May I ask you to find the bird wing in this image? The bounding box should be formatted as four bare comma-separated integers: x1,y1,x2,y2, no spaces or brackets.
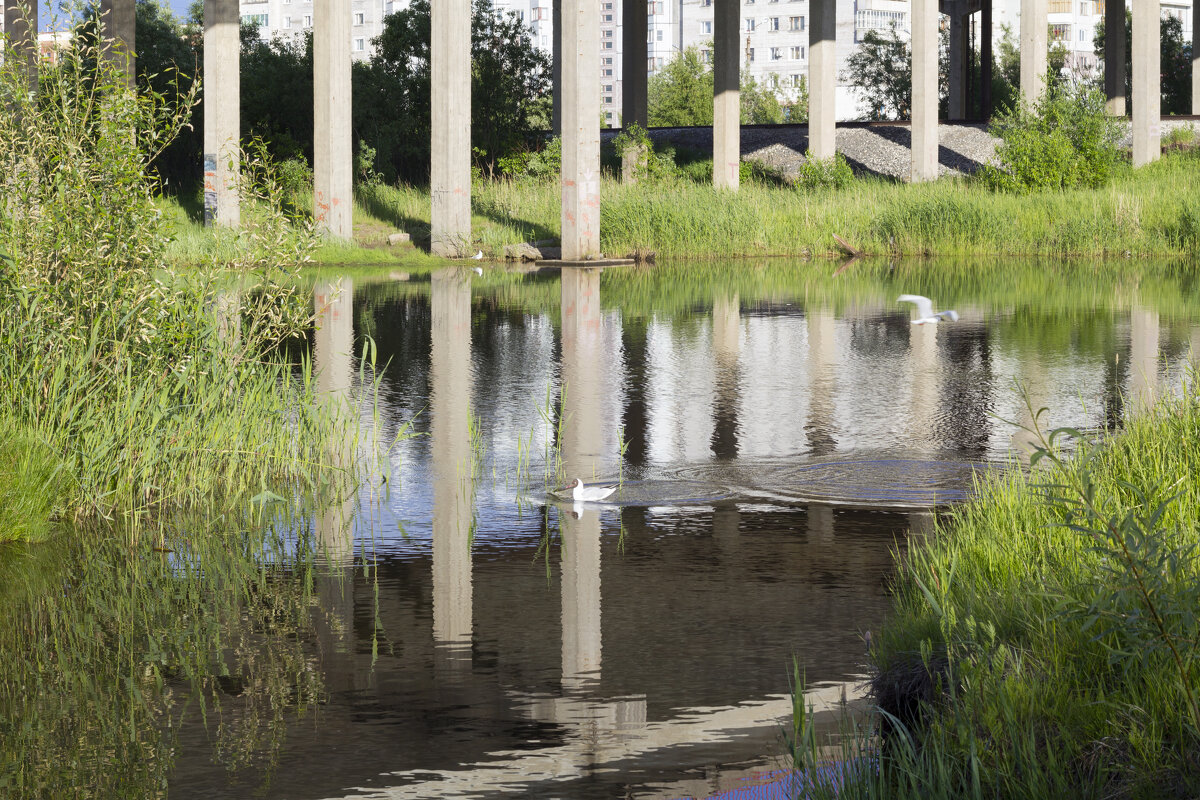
937,310,960,322
897,294,935,319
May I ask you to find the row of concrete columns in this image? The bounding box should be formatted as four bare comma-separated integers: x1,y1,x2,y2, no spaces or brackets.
9,0,1190,251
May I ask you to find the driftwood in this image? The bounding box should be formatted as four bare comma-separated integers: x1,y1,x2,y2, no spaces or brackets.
832,233,862,257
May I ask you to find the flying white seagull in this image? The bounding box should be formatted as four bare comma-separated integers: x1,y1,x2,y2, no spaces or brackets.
898,294,959,325
558,477,617,503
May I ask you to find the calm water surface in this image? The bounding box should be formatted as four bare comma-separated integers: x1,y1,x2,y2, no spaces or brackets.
5,259,1199,800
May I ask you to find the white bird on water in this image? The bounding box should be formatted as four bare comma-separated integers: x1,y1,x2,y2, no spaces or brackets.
471,250,484,260
898,294,959,325
560,477,617,503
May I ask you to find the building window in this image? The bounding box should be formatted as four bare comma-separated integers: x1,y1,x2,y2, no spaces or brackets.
768,16,780,30
649,0,664,12
701,48,712,62
603,95,613,104
303,14,312,26
789,15,802,30
604,40,613,48
603,13,612,22
855,9,906,33
1079,27,1085,40
603,84,613,92
656,29,663,40
353,11,364,24
771,46,782,59
702,0,712,5
790,45,802,58
604,57,613,64
283,14,291,26
745,17,755,30
791,73,802,86
603,29,612,37
241,13,268,26
702,20,712,33
1049,23,1070,40
354,38,365,51
603,68,613,76
748,47,755,61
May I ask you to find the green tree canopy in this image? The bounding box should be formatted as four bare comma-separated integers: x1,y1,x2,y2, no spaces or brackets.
647,47,789,126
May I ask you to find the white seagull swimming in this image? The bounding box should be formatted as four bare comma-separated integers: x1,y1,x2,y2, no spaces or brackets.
898,294,959,325
471,250,484,260
560,477,617,503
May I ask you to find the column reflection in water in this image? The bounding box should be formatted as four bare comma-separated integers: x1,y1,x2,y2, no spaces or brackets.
559,267,604,688
806,308,839,456
711,292,741,459
313,278,355,561
1009,360,1044,463
313,278,357,687
430,269,475,661
1129,306,1160,413
907,313,940,452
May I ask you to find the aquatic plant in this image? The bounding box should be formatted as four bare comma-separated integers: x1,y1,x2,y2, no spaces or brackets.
818,380,1200,798
0,26,345,533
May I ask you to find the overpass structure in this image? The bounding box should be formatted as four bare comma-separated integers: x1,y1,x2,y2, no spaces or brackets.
3,0,1196,254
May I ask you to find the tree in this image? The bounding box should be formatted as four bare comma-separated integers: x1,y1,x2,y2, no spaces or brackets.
648,46,713,126
361,0,551,181
741,69,785,123
1094,11,1193,115
842,26,912,120
133,0,200,188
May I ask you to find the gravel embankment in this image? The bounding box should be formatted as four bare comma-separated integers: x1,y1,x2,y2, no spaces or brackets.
602,119,1196,182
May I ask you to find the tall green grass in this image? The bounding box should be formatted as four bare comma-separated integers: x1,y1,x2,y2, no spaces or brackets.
0,23,351,535
797,381,1200,798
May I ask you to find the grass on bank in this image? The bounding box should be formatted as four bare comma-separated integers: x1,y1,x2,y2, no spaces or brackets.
0,36,357,539
793,380,1200,799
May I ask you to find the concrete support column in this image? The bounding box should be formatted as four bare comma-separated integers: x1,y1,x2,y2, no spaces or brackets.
809,0,836,159
948,10,969,120
1129,306,1159,412
911,0,938,182
981,0,993,118
1131,0,1161,166
713,0,740,190
3,0,38,96
313,0,353,239
1019,0,1047,103
99,0,135,88
203,0,241,228
1105,0,1127,114
552,0,563,135
561,0,601,261
561,267,604,478
1194,2,1199,113
431,0,472,256
621,0,648,128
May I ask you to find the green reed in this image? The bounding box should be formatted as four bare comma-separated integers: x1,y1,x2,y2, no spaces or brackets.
813,377,1200,798
0,31,352,537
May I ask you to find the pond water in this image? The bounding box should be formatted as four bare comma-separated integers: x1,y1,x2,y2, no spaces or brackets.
2,259,1198,800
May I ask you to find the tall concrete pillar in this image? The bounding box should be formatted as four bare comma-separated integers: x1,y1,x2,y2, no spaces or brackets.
713,0,740,190
99,0,135,88
560,504,602,689
431,0,472,256
1131,0,1161,166
809,0,836,159
561,0,601,261
1105,0,1127,115
3,0,38,96
911,0,939,182
552,0,563,135
1194,3,1199,113
1019,0,1047,103
948,10,969,120
981,0,993,118
313,0,353,239
430,269,475,656
622,0,648,128
203,0,241,228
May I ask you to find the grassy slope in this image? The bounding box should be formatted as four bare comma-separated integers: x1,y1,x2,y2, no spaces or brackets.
160,150,1200,265
866,385,1200,798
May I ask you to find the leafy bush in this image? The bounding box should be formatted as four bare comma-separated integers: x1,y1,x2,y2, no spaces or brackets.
978,83,1121,192
793,152,854,191
499,136,562,180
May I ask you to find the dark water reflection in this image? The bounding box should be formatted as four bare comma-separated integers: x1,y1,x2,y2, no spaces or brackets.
3,260,1197,800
